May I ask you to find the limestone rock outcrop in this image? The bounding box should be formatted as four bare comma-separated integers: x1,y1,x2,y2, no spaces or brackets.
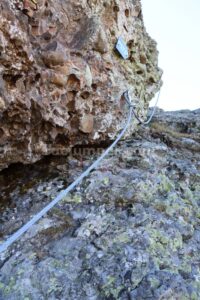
0,0,162,169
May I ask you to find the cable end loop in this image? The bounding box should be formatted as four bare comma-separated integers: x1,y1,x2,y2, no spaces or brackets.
123,90,135,108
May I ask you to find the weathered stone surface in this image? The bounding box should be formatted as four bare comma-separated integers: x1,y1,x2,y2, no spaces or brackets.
0,0,162,170
0,109,200,299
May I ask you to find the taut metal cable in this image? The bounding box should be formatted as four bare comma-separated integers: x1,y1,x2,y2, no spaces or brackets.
0,88,161,254
0,96,134,254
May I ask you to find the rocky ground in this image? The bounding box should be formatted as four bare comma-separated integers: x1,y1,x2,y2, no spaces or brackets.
0,108,200,300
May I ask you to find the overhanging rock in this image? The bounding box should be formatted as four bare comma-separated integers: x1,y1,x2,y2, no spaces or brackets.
0,0,162,170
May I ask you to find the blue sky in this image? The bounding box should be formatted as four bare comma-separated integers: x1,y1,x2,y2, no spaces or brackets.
141,0,200,110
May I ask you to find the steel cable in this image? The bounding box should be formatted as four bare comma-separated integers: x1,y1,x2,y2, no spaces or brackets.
0,100,133,254
0,88,161,254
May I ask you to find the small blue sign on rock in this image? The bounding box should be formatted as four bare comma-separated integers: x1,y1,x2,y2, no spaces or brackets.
115,37,129,60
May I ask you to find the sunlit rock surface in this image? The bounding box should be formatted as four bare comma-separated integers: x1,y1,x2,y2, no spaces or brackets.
0,0,161,170
0,109,200,299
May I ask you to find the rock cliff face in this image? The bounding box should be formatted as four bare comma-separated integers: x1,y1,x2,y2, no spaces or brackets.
0,0,161,170
0,109,200,299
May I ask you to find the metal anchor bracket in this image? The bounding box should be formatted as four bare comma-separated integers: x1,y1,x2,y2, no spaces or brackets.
115,37,129,60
